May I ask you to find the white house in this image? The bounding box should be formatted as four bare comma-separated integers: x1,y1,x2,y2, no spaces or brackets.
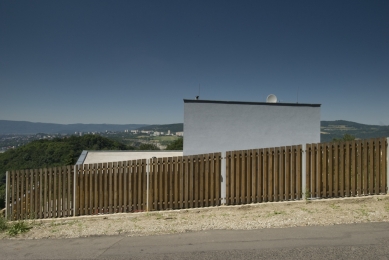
183,99,321,156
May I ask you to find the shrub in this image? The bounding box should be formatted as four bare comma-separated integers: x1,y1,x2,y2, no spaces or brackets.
0,216,8,232
8,221,31,236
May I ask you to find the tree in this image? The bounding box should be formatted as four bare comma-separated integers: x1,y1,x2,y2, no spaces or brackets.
165,138,183,150
138,143,160,150
332,134,355,142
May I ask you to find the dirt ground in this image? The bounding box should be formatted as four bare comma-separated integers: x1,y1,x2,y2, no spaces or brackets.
1,195,389,240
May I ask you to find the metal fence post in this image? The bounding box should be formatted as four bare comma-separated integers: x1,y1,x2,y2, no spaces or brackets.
302,144,307,200
221,151,226,205
146,159,150,211
73,165,77,217
5,171,9,219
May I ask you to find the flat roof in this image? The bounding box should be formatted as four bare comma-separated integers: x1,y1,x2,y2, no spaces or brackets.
184,99,321,107
78,150,183,165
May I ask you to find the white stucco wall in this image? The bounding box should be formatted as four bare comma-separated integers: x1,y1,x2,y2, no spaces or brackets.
183,100,320,155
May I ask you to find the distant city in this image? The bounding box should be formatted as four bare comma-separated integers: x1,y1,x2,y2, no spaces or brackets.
0,129,184,152
1,119,389,152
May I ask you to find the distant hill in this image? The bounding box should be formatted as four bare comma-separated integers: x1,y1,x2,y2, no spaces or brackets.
135,121,389,142
321,120,389,142
137,123,183,133
0,120,148,134
134,121,389,142
2,120,387,143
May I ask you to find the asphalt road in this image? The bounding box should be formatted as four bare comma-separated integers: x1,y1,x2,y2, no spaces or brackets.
1,222,389,260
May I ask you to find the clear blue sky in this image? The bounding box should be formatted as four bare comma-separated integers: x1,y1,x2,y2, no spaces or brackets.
1,0,388,125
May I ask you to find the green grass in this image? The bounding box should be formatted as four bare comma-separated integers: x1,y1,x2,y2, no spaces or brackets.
154,213,164,219
0,216,8,232
355,204,369,217
265,210,286,217
7,221,32,236
300,207,315,214
329,203,340,210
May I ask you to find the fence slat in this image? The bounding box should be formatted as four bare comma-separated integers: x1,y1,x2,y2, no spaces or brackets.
345,142,351,197
204,155,209,207
351,141,357,196
247,150,251,203
251,150,257,203
89,164,94,215
333,144,339,197
174,157,179,209
10,171,14,220
113,162,118,213
356,141,362,196
235,152,240,204
185,157,190,208
257,149,264,202
179,157,184,208
319,144,324,199
307,144,312,198
368,140,374,194
291,147,296,200
284,147,289,200
241,151,246,204
268,148,274,202
216,153,221,206
6,172,10,220
262,149,268,202
374,138,381,195
29,169,34,219
16,171,20,220
230,152,235,204
209,155,214,206
362,140,368,195
225,152,230,205
280,148,285,201
312,145,317,198
296,146,302,200
188,156,194,208
339,143,344,197
128,161,134,212
380,138,386,194
328,144,333,198
57,167,61,218
142,159,147,211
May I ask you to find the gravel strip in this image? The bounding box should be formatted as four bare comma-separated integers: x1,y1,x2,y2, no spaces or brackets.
1,195,389,240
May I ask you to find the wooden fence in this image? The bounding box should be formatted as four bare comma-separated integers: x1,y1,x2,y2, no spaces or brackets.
306,138,387,198
75,160,148,216
5,138,388,220
74,153,221,215
6,166,74,220
226,145,303,205
149,153,221,211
